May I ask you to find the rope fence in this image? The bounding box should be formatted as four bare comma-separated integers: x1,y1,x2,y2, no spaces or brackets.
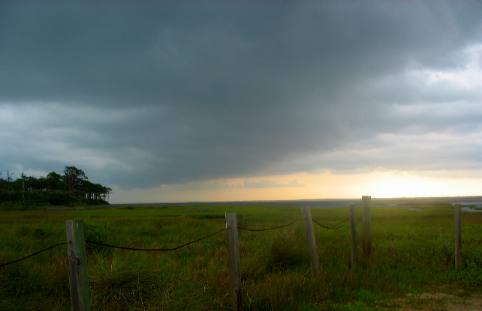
85,228,226,252
312,218,346,230
0,219,303,269
0,242,66,268
237,219,299,232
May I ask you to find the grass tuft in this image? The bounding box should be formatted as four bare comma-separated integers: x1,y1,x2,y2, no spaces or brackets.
266,232,308,272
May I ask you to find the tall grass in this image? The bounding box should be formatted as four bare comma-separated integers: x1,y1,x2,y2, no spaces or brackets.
1,203,482,310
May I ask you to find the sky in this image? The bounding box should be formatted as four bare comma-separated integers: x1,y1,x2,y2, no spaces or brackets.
1,1,482,203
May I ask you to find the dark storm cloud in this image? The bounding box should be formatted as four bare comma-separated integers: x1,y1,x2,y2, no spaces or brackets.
1,1,482,187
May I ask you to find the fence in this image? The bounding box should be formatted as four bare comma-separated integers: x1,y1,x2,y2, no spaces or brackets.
0,196,468,311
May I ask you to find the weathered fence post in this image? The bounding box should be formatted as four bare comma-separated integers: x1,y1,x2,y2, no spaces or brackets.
65,220,91,311
454,205,462,270
362,196,372,258
226,213,241,310
349,204,357,268
302,207,320,275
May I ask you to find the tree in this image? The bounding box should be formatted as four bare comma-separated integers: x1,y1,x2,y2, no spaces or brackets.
64,166,88,193
46,171,63,191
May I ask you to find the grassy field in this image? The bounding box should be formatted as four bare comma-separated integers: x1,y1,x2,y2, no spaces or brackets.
1,201,482,310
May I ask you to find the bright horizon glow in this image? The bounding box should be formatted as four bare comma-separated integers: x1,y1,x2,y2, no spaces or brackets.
110,170,482,203
367,173,481,198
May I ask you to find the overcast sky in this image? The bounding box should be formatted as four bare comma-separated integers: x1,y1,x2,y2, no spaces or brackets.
1,1,482,202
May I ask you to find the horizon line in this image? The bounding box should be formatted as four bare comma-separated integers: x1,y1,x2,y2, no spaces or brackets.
109,194,482,205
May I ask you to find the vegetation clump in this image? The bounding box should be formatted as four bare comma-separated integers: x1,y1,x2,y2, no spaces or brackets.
266,233,308,272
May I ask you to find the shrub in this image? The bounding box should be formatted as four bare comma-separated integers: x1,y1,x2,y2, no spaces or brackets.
266,232,308,272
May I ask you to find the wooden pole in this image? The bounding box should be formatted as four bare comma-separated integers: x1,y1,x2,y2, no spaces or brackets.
454,205,462,270
302,207,320,275
226,213,241,310
362,196,372,258
349,204,357,268
65,220,91,311
21,175,25,204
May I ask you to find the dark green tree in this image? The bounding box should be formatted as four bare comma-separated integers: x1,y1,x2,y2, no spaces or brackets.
64,166,88,193
46,171,63,191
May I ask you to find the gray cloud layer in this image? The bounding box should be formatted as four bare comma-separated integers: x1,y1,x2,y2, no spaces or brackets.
1,1,482,187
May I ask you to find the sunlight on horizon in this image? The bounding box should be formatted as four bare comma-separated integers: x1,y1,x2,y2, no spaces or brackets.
366,173,481,198
110,170,482,203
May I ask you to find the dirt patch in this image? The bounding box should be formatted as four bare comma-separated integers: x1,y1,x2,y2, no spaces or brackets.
393,292,482,310
407,207,423,212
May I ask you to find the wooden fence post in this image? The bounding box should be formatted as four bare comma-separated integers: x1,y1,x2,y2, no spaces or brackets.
65,220,91,311
302,207,320,275
362,196,372,258
454,205,462,270
349,204,357,268
226,213,241,310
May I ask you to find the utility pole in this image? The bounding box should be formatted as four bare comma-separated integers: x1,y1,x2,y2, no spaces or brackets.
22,172,25,204
6,170,12,191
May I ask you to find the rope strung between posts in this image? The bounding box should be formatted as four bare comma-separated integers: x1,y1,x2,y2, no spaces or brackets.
0,217,342,267
0,242,67,268
237,219,299,232
312,218,345,230
86,228,225,252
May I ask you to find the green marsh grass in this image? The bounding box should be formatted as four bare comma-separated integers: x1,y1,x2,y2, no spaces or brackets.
1,203,482,310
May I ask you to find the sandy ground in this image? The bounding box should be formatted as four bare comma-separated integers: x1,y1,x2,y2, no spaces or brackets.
393,292,482,310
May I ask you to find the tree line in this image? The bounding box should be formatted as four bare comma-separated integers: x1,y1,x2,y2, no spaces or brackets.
0,166,111,206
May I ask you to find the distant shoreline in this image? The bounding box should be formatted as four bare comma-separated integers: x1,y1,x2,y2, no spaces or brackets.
110,195,482,207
